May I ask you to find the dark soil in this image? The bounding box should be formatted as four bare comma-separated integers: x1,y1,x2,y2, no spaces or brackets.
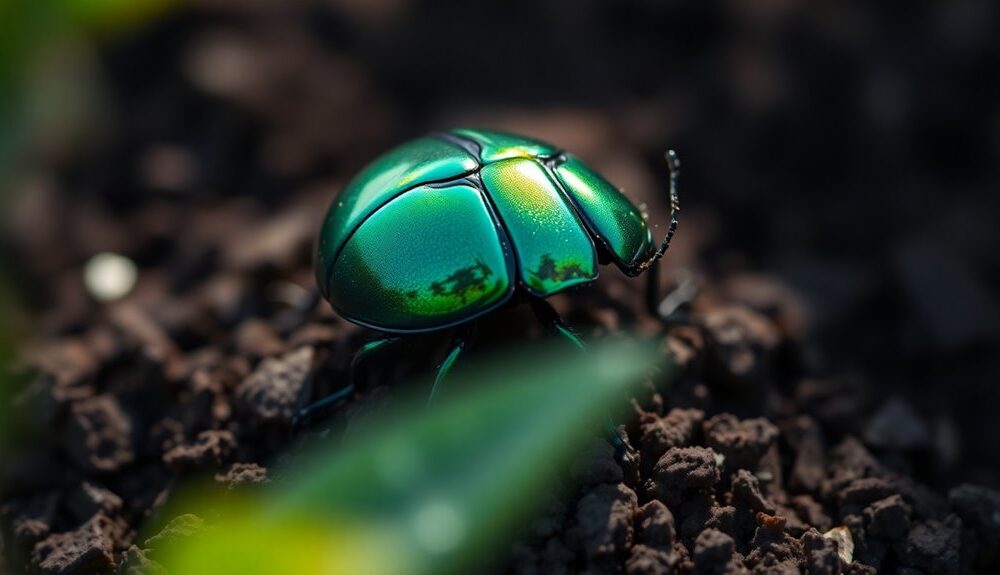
3,2,1000,574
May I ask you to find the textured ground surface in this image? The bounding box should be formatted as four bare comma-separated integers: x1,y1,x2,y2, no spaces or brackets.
3,183,999,573
3,2,1000,574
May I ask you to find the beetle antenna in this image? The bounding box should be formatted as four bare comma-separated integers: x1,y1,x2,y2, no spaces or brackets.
637,150,680,272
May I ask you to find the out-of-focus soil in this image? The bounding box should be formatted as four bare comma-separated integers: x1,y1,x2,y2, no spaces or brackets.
3,2,1000,574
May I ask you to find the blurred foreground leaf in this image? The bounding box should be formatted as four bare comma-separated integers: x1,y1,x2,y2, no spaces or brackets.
160,339,662,575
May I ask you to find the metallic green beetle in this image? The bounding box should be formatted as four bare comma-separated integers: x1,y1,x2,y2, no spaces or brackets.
303,128,679,419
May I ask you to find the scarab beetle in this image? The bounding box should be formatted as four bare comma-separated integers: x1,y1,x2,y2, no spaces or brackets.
303,128,679,419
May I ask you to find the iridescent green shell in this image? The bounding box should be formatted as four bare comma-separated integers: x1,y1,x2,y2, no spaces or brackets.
316,129,655,333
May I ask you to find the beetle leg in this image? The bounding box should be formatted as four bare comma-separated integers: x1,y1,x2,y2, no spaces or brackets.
647,266,702,326
292,336,401,432
529,298,585,349
427,324,475,406
529,298,637,466
645,258,661,318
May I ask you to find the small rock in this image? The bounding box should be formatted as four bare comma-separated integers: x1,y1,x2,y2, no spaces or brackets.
639,408,705,465
838,477,896,518
214,462,270,489
948,483,1000,568
705,505,737,538
676,494,717,542
746,513,801,570
626,544,679,575
646,447,721,507
731,470,775,515
823,437,882,497
802,528,843,575
692,528,744,575
789,495,832,533
786,416,826,493
163,430,235,471
823,526,855,566
864,494,911,540
143,514,205,552
895,515,962,575
568,483,638,569
843,514,884,570
64,395,134,473
703,414,779,476
32,513,126,575
893,475,949,519
636,500,675,549
845,562,876,575
236,346,314,424
774,503,811,538
756,512,787,533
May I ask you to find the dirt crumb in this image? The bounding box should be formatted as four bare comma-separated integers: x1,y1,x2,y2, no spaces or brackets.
823,526,854,566
646,447,720,507
568,483,638,570
895,515,963,575
64,395,134,473
692,528,744,575
214,462,270,488
31,513,127,575
703,414,778,476
236,346,314,424
636,500,675,549
948,483,1000,569
626,543,680,575
162,430,235,471
639,408,705,465
801,528,843,575
864,494,911,540
142,514,204,553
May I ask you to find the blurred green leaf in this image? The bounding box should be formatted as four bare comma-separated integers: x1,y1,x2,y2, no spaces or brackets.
160,338,663,575
0,0,183,195
64,0,185,34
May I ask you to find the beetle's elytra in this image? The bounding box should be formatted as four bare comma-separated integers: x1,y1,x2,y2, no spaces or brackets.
317,128,674,334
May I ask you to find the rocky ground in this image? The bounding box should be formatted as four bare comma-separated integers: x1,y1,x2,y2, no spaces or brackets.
3,2,1000,574
3,179,998,573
